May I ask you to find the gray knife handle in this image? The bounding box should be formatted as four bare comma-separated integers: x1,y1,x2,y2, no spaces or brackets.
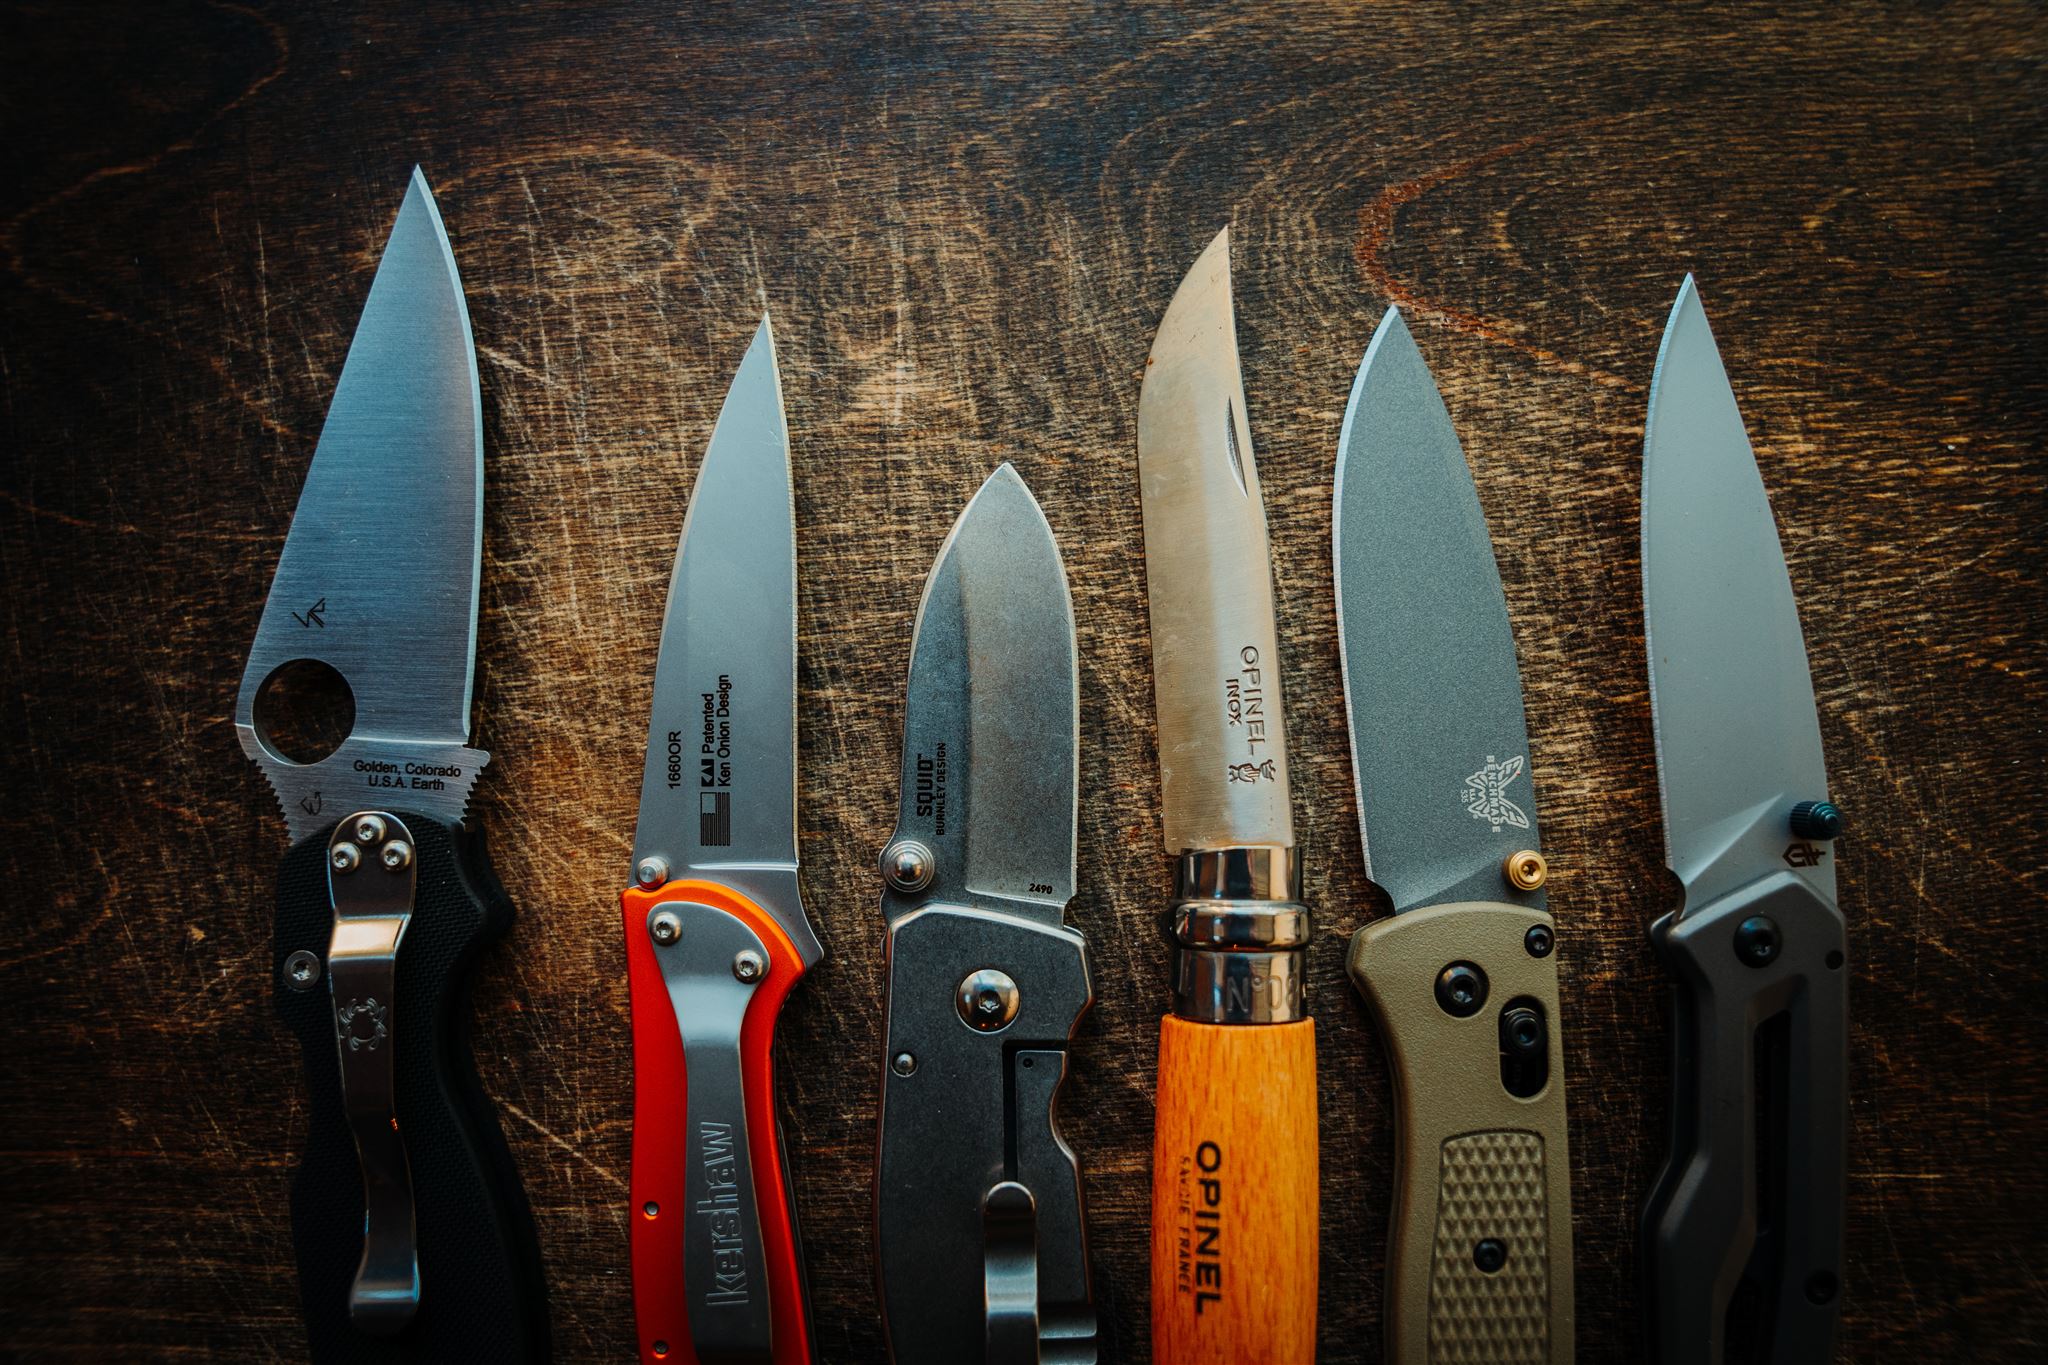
1642,869,1847,1365
875,904,1097,1365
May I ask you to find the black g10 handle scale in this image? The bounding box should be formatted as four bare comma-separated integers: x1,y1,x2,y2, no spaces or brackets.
272,808,550,1363
1641,869,1847,1365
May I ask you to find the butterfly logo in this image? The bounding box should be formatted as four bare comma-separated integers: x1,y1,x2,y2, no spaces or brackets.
1462,755,1530,832
1227,760,1277,784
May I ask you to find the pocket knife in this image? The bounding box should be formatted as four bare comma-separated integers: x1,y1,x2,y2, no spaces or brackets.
1639,278,1847,1364
873,464,1098,1365
1137,229,1318,1365
1334,309,1575,1363
233,169,551,1362
620,317,823,1365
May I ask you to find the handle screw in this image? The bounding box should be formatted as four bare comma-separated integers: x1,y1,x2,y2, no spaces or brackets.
956,968,1021,1032
1524,923,1555,958
732,950,766,983
882,840,935,894
352,815,388,846
1790,800,1843,841
891,1052,917,1077
330,842,361,874
650,910,682,946
380,840,413,871
283,950,321,991
1502,849,1548,892
1734,915,1782,967
635,856,670,890
1434,961,1488,1018
1473,1238,1508,1273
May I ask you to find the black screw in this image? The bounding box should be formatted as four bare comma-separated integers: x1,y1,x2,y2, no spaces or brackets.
1524,923,1554,958
1473,1239,1507,1273
1500,1005,1545,1058
1805,1270,1838,1305
1790,800,1843,841
1733,915,1782,968
1434,962,1488,1018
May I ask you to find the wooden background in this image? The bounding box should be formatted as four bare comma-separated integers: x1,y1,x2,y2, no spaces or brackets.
3,2,2042,1360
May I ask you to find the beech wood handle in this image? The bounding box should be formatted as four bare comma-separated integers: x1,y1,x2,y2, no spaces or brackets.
1151,1015,1318,1365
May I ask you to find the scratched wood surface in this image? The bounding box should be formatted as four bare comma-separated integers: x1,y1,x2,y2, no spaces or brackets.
2,2,2043,1360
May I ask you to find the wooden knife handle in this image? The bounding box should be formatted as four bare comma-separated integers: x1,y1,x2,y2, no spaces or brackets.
1151,1015,1318,1365
1348,902,1574,1365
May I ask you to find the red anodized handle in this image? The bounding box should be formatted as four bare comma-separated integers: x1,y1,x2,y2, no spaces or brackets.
622,879,812,1364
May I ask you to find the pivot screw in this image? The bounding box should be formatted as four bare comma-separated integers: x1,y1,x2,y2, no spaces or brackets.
957,968,1021,1032
1790,800,1843,841
1434,962,1488,1018
891,1052,917,1077
650,911,682,946
635,856,670,890
380,840,413,872
1502,849,1548,893
732,950,766,983
330,843,361,874
1524,923,1555,958
882,840,935,894
1734,915,1782,968
284,950,321,991
1473,1239,1508,1273
353,815,388,846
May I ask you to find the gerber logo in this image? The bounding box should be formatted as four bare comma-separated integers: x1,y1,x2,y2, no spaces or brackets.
1784,841,1827,869
1462,755,1531,831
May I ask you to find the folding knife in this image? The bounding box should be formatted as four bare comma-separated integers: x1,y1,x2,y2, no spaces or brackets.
873,464,1097,1365
1639,278,1847,1365
233,169,550,1362
1335,309,1576,1363
1137,229,1318,1365
620,317,823,1365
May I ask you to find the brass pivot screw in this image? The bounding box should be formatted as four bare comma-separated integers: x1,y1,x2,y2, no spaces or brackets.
1502,849,1548,893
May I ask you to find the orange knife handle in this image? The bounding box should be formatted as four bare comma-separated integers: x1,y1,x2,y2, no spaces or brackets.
623,880,812,1365
1151,1014,1319,1365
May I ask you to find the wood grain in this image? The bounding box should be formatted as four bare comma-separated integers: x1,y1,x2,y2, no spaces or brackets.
1152,1016,1319,1365
1,2,2043,1360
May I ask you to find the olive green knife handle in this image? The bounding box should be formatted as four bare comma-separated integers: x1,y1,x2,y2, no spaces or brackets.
1348,902,1574,1365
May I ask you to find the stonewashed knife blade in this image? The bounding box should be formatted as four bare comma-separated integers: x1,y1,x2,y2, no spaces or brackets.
1138,228,1317,1365
872,464,1096,1365
233,168,549,1362
1335,308,1575,1364
619,316,821,1365
1639,277,1848,1365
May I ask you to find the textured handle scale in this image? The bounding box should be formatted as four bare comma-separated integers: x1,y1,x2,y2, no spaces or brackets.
622,880,813,1365
1641,871,1847,1365
1348,902,1574,1365
273,814,550,1363
1150,1015,1318,1365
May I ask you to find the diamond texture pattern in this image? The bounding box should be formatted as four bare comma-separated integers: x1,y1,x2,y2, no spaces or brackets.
1427,1130,1551,1363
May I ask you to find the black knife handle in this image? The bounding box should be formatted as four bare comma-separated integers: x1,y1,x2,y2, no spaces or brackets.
1641,870,1847,1365
273,813,551,1363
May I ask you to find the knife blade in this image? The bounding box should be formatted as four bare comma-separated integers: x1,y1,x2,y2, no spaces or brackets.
1639,277,1847,1365
620,315,821,1365
1138,228,1317,1365
1335,307,1575,1364
233,168,550,1362
873,463,1097,1365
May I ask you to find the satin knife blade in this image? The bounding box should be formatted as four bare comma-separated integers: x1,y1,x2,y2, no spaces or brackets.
1335,308,1575,1363
1138,228,1317,1365
873,463,1097,1365
233,168,550,1362
621,316,822,1365
1639,278,1847,1365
